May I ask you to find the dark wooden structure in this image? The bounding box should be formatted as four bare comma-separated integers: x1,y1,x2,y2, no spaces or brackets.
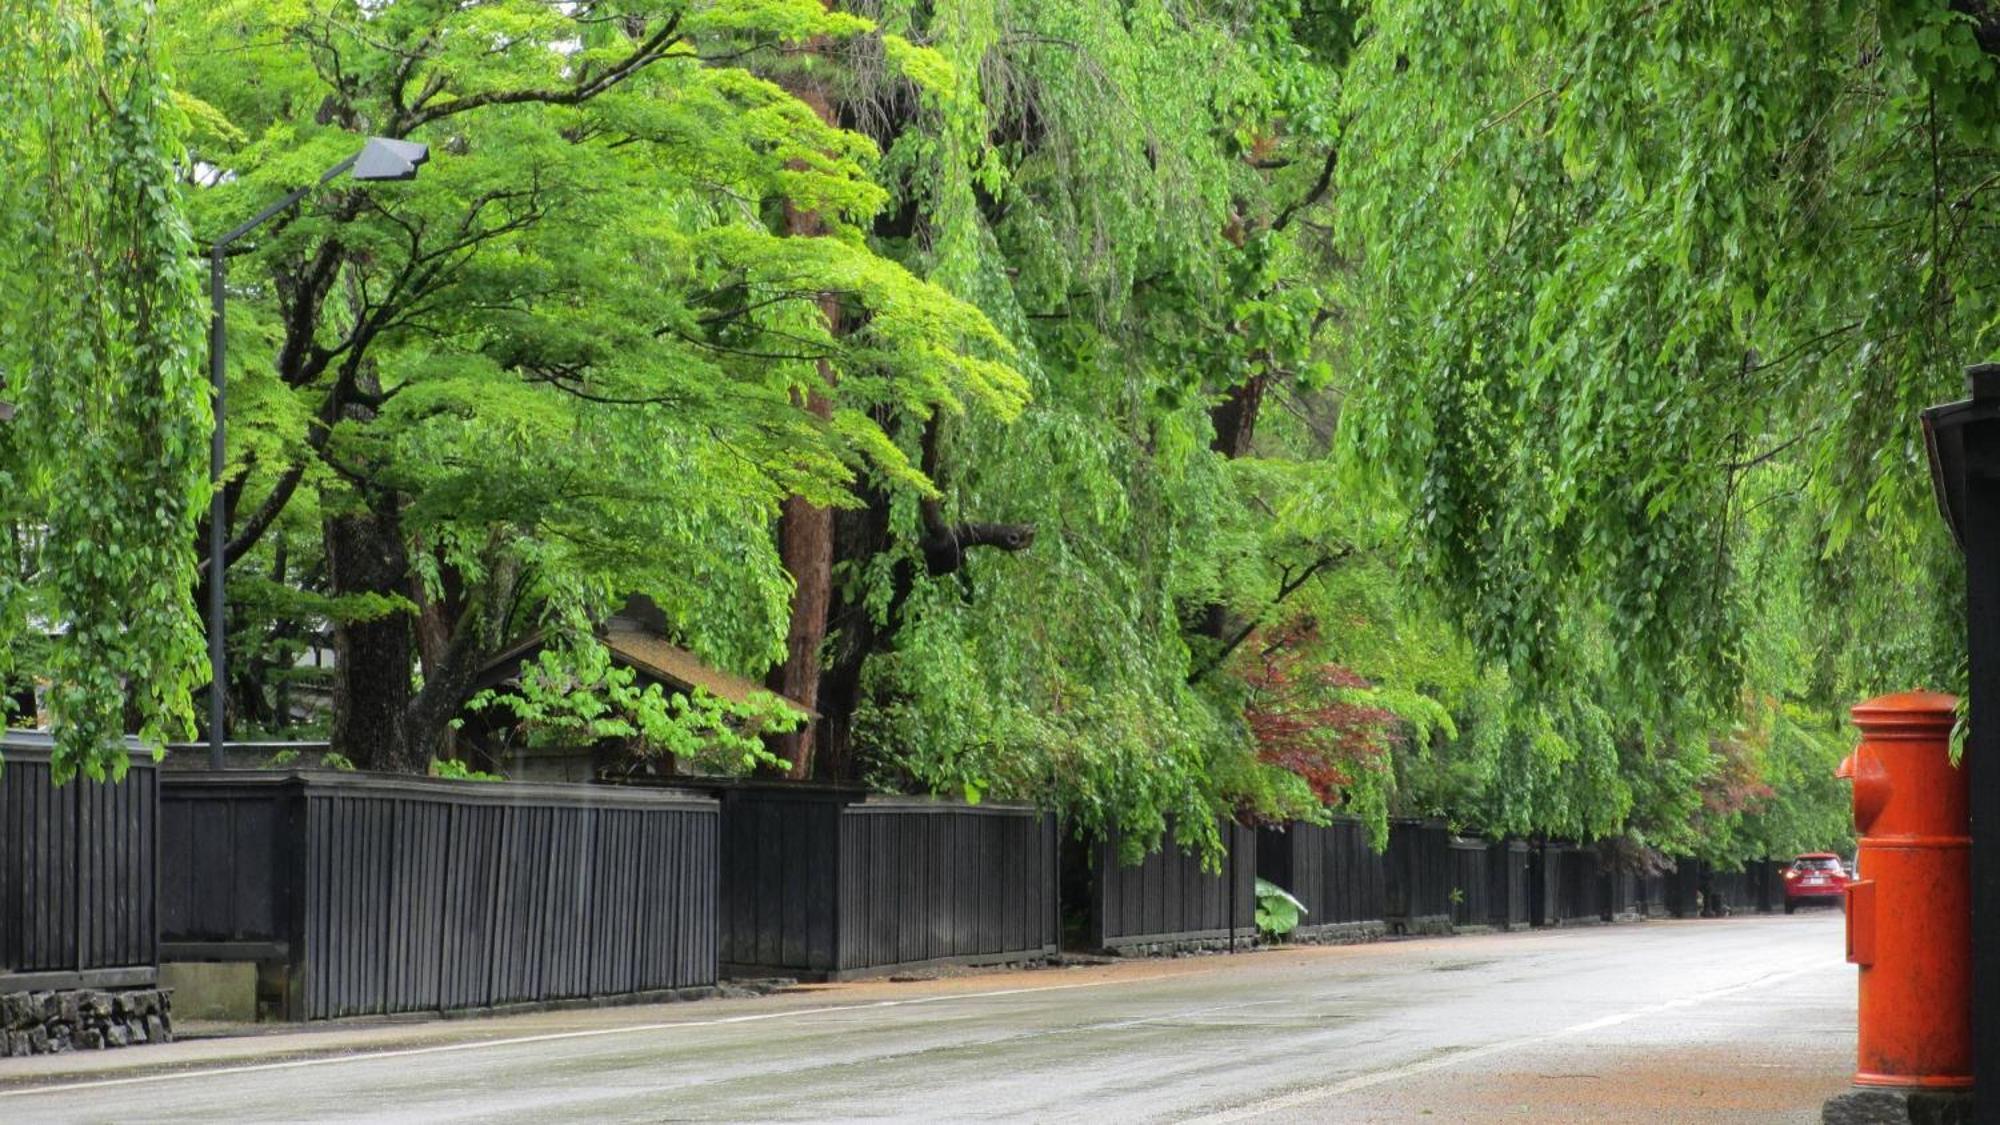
1385,819,1453,933
1920,362,2000,1105
714,785,1057,979
1255,817,1386,940
1703,860,1782,916
1448,836,1490,929
1661,860,1703,918
1085,818,1256,952
0,733,158,991
1486,839,1532,929
160,770,717,1019
1601,867,1642,922
1635,872,1668,918
1528,843,1604,925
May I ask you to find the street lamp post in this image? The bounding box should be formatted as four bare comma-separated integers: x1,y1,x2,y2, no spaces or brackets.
206,137,428,771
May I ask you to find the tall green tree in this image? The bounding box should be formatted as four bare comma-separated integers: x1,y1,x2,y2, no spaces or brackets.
168,0,1024,771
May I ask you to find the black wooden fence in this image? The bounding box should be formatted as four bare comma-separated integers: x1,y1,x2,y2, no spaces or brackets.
1661,861,1702,918
1701,859,1784,915
1634,873,1666,918
1086,818,1255,952
0,734,158,991
161,771,717,1019
1529,843,1601,925
1448,837,1490,929
1602,868,1642,922
714,786,1057,979
1256,817,1386,940
1486,840,1532,929
1385,820,1453,933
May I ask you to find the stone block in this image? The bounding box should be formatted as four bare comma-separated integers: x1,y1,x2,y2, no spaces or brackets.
0,992,35,1029
144,1013,166,1043
102,1024,129,1048
78,1028,103,1050
161,962,258,1023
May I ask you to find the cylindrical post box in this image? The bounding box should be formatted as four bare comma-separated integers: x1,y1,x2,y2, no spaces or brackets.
1838,690,1971,1088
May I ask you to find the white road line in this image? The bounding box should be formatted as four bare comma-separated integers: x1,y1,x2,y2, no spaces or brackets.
0,972,1180,1100
1178,957,1846,1123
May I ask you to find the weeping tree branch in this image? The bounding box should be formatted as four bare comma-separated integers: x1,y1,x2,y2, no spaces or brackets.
916,415,1035,576
1189,545,1355,683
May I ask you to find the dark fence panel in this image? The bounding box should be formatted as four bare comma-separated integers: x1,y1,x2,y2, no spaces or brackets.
1090,818,1254,951
1601,869,1640,922
837,799,1058,976
1256,817,1385,938
1385,819,1452,932
1529,843,1560,926
0,736,157,990
1662,860,1702,918
1449,838,1490,928
1751,859,1786,912
714,786,1057,979
1703,862,1786,915
1562,847,1605,922
1633,873,1668,918
717,786,846,975
1487,841,1531,928
162,772,716,1019
1534,843,1604,924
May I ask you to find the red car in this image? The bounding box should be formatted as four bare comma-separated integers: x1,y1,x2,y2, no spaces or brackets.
1783,852,1849,913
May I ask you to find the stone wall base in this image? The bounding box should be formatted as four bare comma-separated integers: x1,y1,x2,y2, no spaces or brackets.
1103,934,1252,957
0,988,172,1055
1289,920,1390,945
1823,1087,1972,1124
1389,914,1454,936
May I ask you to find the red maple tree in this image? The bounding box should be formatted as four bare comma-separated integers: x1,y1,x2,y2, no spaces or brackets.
1234,618,1400,808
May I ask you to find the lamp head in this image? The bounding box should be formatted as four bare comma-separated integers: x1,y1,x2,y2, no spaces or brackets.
1922,363,2000,553
352,137,430,182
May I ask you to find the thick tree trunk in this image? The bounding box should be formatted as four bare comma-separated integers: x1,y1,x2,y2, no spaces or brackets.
1209,372,1268,460
812,418,1038,780
814,486,896,781
327,500,418,772
766,57,842,780
768,351,838,779
1191,372,1271,650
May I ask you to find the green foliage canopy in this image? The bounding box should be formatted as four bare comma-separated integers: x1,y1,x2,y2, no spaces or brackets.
0,0,209,780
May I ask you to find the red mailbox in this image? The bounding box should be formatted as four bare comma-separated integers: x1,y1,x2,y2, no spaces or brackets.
1837,690,1971,1089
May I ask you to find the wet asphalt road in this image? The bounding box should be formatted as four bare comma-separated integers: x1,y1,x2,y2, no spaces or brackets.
0,912,1853,1123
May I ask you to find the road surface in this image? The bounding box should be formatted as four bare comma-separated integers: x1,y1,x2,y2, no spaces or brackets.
0,912,1853,1123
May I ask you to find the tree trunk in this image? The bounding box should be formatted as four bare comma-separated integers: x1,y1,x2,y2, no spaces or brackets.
326,500,418,772
1210,372,1268,460
814,486,896,781
766,54,842,780
769,425,835,778
1192,372,1271,650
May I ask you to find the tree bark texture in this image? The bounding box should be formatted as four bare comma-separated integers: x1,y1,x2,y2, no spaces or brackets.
327,500,418,772
766,57,841,780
